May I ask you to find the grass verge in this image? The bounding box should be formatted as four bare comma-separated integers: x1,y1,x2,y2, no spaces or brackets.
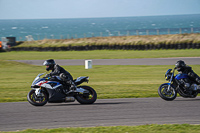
1,124,200,133
1,49,200,60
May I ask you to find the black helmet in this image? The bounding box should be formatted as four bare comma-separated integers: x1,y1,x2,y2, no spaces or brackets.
175,60,186,71
43,59,56,71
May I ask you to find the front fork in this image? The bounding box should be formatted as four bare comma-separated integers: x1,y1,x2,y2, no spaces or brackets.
167,68,175,92
167,84,172,92
35,87,42,97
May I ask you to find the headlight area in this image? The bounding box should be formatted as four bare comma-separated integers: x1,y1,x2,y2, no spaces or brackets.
165,74,172,80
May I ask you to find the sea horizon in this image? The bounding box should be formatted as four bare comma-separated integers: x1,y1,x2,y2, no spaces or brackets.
0,14,200,41
0,13,199,20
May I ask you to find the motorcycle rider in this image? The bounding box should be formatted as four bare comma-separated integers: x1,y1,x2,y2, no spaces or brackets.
43,59,75,93
175,60,200,91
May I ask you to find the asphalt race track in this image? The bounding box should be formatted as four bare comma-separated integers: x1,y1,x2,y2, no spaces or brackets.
1,57,200,131
1,97,200,131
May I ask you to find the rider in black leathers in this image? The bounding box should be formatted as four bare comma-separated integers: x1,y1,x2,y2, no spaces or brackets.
43,59,74,93
175,60,200,91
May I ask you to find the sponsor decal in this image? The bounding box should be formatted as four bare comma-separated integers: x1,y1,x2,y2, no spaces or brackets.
38,81,48,86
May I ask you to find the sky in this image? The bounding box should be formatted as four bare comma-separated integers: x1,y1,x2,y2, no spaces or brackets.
0,0,200,19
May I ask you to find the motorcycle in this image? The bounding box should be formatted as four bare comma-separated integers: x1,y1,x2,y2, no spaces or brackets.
158,67,199,101
27,73,97,106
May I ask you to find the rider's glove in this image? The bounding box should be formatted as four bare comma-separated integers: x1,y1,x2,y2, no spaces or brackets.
66,80,72,84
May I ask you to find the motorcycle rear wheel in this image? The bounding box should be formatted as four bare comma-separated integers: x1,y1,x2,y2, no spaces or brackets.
27,89,48,106
75,86,97,104
158,84,177,101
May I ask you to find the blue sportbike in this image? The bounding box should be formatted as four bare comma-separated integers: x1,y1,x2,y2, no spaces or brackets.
158,67,199,101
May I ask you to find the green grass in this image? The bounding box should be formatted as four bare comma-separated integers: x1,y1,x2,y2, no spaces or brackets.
1,124,200,133
1,49,200,60
0,49,200,102
1,60,200,102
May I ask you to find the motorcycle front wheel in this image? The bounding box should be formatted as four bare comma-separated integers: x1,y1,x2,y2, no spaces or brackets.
75,86,97,104
27,89,48,106
158,84,177,101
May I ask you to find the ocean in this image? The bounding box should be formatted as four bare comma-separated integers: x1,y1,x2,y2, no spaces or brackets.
0,14,200,41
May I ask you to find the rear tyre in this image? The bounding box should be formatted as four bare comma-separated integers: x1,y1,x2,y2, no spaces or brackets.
75,86,97,104
27,89,48,106
158,84,177,101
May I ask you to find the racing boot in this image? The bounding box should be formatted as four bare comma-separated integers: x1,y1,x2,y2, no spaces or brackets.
70,83,76,91
65,80,75,90
196,78,200,84
63,81,76,94
191,84,200,92
62,83,70,94
196,86,200,92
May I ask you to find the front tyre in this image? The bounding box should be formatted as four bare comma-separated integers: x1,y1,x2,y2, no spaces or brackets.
27,89,48,106
75,86,97,104
158,84,177,101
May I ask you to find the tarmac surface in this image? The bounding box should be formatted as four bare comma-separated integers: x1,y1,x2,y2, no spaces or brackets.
1,97,200,131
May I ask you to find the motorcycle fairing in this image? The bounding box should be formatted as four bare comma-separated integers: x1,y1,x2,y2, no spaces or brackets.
75,76,89,85
175,73,188,80
34,80,62,89
43,81,62,89
166,69,172,75
76,87,89,93
31,78,44,87
46,87,66,102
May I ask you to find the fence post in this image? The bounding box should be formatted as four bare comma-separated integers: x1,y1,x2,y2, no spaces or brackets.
146,30,149,35
51,34,54,39
127,31,130,36
179,28,182,34
100,32,102,37
60,35,63,39
168,29,170,34
157,30,159,35
136,30,139,35
118,31,120,36
91,33,94,37
191,27,193,33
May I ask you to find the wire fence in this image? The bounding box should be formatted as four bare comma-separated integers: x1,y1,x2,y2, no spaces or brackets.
15,27,200,41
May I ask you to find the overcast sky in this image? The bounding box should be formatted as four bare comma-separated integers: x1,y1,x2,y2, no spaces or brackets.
0,0,200,19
